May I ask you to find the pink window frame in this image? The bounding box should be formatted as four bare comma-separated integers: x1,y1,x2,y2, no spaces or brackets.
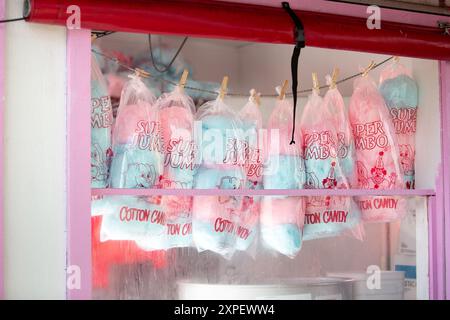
62,3,450,300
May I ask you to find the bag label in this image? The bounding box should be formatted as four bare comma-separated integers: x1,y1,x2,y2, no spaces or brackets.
358,197,398,210
353,121,389,150
133,120,164,152
91,95,113,129
389,107,417,135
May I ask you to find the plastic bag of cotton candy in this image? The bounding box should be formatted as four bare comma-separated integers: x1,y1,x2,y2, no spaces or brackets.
91,53,113,188
260,83,306,258
379,59,418,190
349,73,405,223
92,196,167,250
301,73,364,241
235,89,264,254
109,73,164,189
156,74,198,249
192,78,249,259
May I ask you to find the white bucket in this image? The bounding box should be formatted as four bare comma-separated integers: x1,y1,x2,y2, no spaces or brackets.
177,277,353,300
327,271,405,300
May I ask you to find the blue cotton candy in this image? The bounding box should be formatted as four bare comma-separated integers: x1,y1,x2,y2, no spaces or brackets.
200,115,240,165
235,228,257,252
94,196,166,249
261,224,302,258
165,214,193,248
380,73,418,189
109,144,162,188
379,74,418,109
194,167,245,189
192,220,236,258
264,155,304,191
91,80,113,188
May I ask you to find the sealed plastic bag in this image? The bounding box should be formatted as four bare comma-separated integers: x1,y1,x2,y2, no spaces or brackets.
301,77,363,240
235,90,264,252
93,196,167,250
192,91,247,258
109,74,163,188
379,59,418,189
91,54,113,188
261,87,305,258
349,74,405,222
157,83,198,249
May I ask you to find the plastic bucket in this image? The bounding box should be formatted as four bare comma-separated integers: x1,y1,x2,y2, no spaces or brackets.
177,277,353,300
328,271,405,300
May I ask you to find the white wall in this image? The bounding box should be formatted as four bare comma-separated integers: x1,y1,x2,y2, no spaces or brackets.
3,0,66,299
412,59,440,189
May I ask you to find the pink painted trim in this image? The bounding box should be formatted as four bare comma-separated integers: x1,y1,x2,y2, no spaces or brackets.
226,0,449,27
428,194,445,299
92,188,435,197
0,0,5,300
439,60,450,299
66,29,92,300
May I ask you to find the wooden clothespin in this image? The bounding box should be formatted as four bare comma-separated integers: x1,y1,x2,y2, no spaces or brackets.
135,68,150,78
91,33,97,42
312,72,320,93
362,61,376,77
250,89,261,106
178,69,189,93
278,80,289,100
393,56,400,63
219,76,229,100
330,68,339,89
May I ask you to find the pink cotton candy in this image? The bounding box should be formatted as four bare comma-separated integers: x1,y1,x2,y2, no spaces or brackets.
260,197,304,226
239,94,264,184
107,73,126,99
349,76,406,222
160,107,195,152
114,102,159,145
266,99,302,157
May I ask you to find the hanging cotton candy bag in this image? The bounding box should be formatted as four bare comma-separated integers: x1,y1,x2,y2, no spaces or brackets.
301,76,363,241
261,86,305,258
192,88,247,259
235,90,264,252
157,82,198,249
93,196,167,250
91,54,113,188
109,74,163,188
379,59,418,189
349,74,405,222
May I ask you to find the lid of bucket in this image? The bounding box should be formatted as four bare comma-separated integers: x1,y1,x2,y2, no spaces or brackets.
327,271,405,281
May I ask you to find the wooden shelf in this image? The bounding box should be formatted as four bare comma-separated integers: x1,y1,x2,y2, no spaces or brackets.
91,188,436,197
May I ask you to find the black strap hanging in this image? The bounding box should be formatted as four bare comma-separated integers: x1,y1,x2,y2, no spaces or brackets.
282,2,305,145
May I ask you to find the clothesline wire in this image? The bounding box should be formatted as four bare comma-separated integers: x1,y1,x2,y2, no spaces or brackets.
92,48,394,97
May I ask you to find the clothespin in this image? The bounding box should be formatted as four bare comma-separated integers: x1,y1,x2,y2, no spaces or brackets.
393,56,400,63
278,80,289,100
362,61,376,77
135,68,150,78
329,68,339,89
312,72,320,93
178,69,189,93
91,33,97,42
219,76,229,100
249,88,261,106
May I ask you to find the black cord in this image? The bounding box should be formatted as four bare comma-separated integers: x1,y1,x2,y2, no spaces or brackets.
0,17,27,23
148,34,188,74
92,31,116,40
